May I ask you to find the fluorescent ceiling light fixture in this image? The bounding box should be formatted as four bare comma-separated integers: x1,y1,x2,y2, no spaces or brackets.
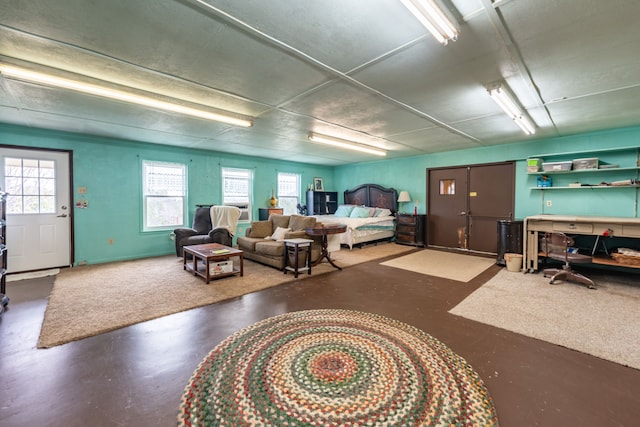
400,0,458,44
308,133,387,156
487,83,536,135
0,64,252,127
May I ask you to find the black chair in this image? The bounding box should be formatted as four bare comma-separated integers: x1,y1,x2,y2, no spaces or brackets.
542,232,596,289
173,206,236,257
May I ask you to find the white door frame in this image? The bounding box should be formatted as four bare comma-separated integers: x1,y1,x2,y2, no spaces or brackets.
0,145,73,273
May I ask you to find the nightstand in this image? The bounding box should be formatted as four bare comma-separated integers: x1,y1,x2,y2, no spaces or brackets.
395,214,426,247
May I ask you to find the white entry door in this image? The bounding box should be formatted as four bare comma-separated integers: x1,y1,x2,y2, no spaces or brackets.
1,147,72,273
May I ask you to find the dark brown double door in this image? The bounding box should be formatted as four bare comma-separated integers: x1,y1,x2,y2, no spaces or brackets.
428,162,515,254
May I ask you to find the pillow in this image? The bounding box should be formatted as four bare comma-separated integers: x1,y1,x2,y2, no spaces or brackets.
270,214,290,230
334,205,355,217
269,226,291,241
249,221,273,238
350,206,371,218
368,207,377,217
375,208,392,217
289,214,316,231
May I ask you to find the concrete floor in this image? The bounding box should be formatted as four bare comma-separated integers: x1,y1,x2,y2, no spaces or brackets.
1,253,639,426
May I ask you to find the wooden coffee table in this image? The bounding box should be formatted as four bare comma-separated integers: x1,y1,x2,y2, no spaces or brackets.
183,243,243,284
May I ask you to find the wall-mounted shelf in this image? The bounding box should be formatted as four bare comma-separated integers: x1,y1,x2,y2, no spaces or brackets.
527,145,640,159
531,184,640,190
528,166,640,176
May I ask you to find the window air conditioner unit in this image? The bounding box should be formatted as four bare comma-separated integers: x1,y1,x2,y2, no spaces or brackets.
224,203,251,222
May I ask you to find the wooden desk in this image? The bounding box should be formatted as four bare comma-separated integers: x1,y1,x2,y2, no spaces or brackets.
523,215,640,272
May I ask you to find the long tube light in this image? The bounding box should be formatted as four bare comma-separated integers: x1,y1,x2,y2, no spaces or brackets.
400,0,458,45
487,83,536,135
0,64,253,128
308,133,387,156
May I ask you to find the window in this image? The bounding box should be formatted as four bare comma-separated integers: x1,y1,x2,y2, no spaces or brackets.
277,172,300,215
222,167,252,222
142,160,186,231
3,157,56,214
439,179,456,195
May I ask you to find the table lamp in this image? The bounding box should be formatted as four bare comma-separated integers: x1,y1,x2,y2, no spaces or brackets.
397,191,411,213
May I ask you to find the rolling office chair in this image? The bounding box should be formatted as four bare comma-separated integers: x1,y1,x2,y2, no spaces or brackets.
541,232,596,289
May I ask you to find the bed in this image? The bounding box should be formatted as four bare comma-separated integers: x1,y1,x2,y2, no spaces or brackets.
312,184,398,249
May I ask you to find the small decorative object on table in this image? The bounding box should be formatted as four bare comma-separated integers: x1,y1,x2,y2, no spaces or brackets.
269,189,278,207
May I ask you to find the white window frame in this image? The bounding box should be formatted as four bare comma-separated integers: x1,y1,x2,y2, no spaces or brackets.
142,160,187,231
221,167,252,223
277,172,301,215
3,156,56,214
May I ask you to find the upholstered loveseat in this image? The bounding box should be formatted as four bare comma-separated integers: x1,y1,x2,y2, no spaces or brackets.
236,214,322,270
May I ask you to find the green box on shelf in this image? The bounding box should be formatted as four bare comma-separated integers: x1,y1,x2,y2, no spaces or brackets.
527,158,542,167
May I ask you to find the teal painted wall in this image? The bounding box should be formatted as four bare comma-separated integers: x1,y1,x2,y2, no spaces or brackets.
0,124,333,265
335,126,640,220
3,123,639,266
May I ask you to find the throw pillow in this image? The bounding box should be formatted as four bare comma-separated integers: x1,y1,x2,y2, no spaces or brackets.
334,205,355,217
250,221,273,238
270,214,290,230
289,215,316,231
269,226,291,241
375,208,392,217
350,206,371,218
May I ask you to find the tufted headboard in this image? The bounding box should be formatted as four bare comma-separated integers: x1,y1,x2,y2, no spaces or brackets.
343,184,398,215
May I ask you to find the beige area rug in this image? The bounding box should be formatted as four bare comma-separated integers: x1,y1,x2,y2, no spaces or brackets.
380,249,496,282
38,243,414,348
450,269,640,370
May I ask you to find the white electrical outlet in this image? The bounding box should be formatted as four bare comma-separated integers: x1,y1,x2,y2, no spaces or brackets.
546,200,552,207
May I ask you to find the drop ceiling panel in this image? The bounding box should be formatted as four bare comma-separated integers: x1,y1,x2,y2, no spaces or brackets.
0,0,335,107
501,0,640,101
545,87,640,136
390,127,482,153
283,80,442,138
197,0,428,73
1,1,640,165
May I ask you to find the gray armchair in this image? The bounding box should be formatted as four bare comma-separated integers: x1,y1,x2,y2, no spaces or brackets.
173,206,239,256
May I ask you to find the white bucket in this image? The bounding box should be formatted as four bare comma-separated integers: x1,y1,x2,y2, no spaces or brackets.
504,253,523,272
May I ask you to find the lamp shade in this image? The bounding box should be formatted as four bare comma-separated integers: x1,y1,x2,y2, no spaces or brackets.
397,191,411,202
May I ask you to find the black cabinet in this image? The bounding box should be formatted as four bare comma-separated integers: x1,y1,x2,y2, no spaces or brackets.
258,207,284,220
1,191,9,315
395,214,426,246
496,219,523,265
306,191,338,215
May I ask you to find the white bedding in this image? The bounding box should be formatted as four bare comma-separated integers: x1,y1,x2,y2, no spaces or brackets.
312,214,396,249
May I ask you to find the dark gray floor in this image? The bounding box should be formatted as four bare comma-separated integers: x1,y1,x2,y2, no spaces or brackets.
1,253,639,427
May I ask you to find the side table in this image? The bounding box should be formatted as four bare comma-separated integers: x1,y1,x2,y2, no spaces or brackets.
283,238,313,278
305,224,347,270
395,214,426,246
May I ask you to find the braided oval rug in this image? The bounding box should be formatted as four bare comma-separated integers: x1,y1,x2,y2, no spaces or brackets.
178,309,499,426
